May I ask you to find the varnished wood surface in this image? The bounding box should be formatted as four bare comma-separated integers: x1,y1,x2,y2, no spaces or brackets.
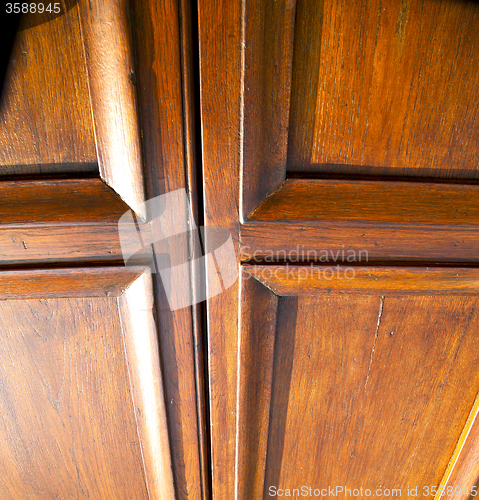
435,394,479,500
131,0,189,198
255,293,479,499
119,272,176,500
287,0,479,179
286,0,323,178
131,0,209,497
0,267,178,499
0,171,153,268
237,275,278,500
0,6,97,171
78,0,146,218
0,290,149,497
0,178,129,225
178,1,211,495
240,221,479,264
197,0,479,497
245,266,479,296
198,0,243,498
248,179,479,226
0,224,126,266
241,178,479,264
198,1,479,498
242,0,295,218
0,267,144,299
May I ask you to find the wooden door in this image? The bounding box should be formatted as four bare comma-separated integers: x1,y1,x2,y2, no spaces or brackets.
3,1,479,500
0,1,207,499
0,267,172,499
197,0,479,499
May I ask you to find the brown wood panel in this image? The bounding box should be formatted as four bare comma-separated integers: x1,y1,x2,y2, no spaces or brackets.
0,267,175,499
198,0,244,499
0,178,130,226
240,220,479,264
78,0,146,218
237,275,278,499
0,224,127,266
242,178,479,264
245,265,479,296
0,279,148,498
287,0,479,179
248,179,479,226
0,266,144,299
119,271,176,500
131,0,188,197
232,270,479,497
0,6,97,171
0,178,154,266
242,0,295,217
286,0,323,174
0,177,137,264
198,1,479,498
131,0,209,497
261,295,299,499
257,293,479,499
435,395,479,500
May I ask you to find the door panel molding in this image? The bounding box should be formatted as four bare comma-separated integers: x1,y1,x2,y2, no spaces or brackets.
0,178,146,266
198,0,243,497
242,178,479,264
119,271,176,500
436,394,479,500
244,265,479,296
0,266,144,299
0,266,174,499
130,0,209,496
78,0,146,219
241,0,295,218
237,276,278,499
238,271,479,498
247,179,479,226
240,221,479,264
0,178,129,226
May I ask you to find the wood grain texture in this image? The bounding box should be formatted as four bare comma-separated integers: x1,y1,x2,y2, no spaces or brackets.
131,0,208,497
0,291,149,498
131,0,188,198
286,0,323,173
259,294,479,498
236,274,278,500
0,267,177,499
0,267,144,299
198,0,243,498
0,178,129,225
245,265,479,296
242,178,479,264
242,0,295,218
287,0,479,179
240,220,479,264
198,0,242,235
0,6,97,171
0,177,151,265
0,224,129,266
435,394,479,500
78,0,146,218
179,0,201,227
119,272,176,500
178,3,211,494
262,296,298,499
248,179,479,226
